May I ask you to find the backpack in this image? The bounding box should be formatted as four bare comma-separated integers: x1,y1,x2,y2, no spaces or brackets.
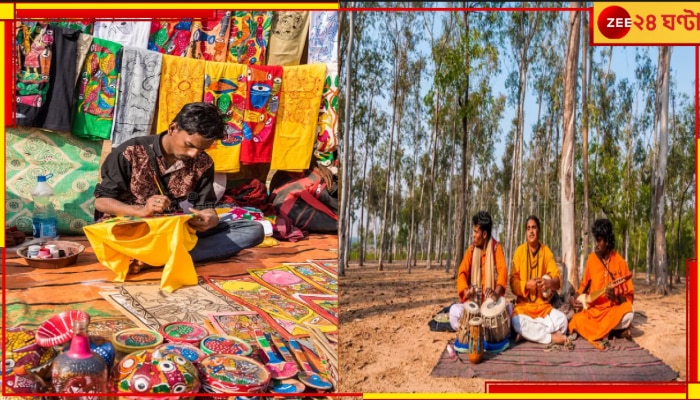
268,169,338,233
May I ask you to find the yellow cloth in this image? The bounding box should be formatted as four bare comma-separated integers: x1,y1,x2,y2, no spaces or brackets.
83,215,198,293
156,55,205,132
569,250,634,341
456,239,507,303
510,243,559,319
203,61,248,173
270,64,327,171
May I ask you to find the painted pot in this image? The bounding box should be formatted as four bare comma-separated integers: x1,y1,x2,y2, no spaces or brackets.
159,322,208,346
114,348,200,399
197,354,271,394
200,335,253,357
5,327,56,378
155,342,207,365
112,328,163,354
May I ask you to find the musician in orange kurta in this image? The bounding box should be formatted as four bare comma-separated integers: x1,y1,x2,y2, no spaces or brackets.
510,215,569,345
449,211,507,331
569,218,634,342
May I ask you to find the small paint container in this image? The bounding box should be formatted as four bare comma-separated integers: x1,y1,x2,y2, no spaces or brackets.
37,249,52,259
44,244,58,252
27,245,41,257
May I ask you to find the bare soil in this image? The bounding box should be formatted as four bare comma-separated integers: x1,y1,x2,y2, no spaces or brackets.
338,261,687,393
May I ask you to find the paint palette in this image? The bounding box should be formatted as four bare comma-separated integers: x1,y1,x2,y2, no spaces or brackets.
112,328,163,354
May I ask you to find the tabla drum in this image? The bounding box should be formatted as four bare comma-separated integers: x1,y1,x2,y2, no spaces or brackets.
480,296,511,350
467,317,484,364
541,274,553,301
456,301,481,349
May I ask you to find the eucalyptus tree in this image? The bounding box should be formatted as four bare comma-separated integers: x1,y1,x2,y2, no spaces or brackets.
339,5,355,276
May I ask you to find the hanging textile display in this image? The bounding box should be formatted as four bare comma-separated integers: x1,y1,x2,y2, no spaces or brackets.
73,33,93,86
93,21,150,49
203,61,248,173
83,215,199,293
308,11,338,64
313,62,339,164
55,19,94,35
156,54,205,132
71,37,122,140
267,11,310,66
148,19,192,57
270,63,326,171
227,11,272,65
240,64,283,164
111,47,163,146
186,12,232,62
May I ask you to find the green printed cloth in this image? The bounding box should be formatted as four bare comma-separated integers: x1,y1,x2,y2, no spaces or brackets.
6,127,102,234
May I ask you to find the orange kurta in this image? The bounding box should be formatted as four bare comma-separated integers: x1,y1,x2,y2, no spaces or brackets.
510,243,559,319
456,239,507,303
568,250,634,341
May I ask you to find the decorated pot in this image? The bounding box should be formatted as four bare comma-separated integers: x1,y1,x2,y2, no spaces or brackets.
155,342,207,365
159,322,208,346
114,348,200,399
197,354,271,394
112,328,164,354
4,370,46,398
200,335,253,357
5,327,56,378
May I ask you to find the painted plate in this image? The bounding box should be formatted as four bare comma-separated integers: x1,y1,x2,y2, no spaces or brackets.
160,321,208,345
112,328,163,354
200,334,253,356
197,354,270,393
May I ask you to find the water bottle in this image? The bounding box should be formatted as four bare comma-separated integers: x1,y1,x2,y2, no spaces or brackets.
31,174,58,239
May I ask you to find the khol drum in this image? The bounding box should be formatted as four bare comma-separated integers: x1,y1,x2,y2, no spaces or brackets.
456,301,481,351
467,317,484,364
480,296,511,351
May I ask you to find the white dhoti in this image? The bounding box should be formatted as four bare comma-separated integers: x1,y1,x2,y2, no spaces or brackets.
512,308,568,344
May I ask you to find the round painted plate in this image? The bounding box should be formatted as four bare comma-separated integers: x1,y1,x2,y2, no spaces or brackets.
198,354,270,393
156,342,207,364
35,310,90,347
112,328,163,354
160,321,208,345
200,334,253,356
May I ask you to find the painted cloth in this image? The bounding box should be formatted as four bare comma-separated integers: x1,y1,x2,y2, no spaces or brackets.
510,243,559,319
93,21,150,49
72,37,122,140
267,11,310,66
73,33,93,86
156,55,205,132
83,215,198,293
240,64,283,164
227,11,272,65
6,127,102,235
568,251,634,341
308,11,338,63
203,61,248,173
111,47,162,146
270,64,326,171
313,62,339,163
55,19,94,34
94,132,216,219
186,13,232,62
456,239,507,304
148,19,192,56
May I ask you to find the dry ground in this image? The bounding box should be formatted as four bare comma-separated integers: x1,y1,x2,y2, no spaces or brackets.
338,261,687,393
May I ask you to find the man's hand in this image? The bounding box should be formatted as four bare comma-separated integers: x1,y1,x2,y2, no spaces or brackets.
188,208,219,232
141,195,171,217
605,287,616,303
485,287,498,301
569,295,584,312
525,278,539,292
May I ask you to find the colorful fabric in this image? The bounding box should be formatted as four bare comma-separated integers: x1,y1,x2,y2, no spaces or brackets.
93,21,150,49
84,215,198,293
510,243,560,319
308,11,338,63
270,64,327,171
71,37,122,140
203,61,247,173
209,311,278,343
156,55,205,132
568,251,635,341
148,19,192,56
285,262,337,294
227,11,272,65
456,239,507,303
240,64,283,164
314,62,339,161
248,265,330,298
186,12,232,62
15,23,54,126
111,47,162,146
6,127,102,235
267,11,310,66
73,33,93,86
55,19,94,35
229,206,265,221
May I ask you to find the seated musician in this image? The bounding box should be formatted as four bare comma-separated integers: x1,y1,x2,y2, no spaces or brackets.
93,102,264,272
449,211,508,330
569,218,634,342
510,215,570,345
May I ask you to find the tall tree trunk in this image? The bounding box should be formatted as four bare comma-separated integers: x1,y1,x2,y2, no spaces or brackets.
456,6,470,275
560,4,581,293
426,93,441,269
579,6,590,278
339,7,354,276
653,46,671,296
358,146,369,266
675,181,690,283
446,120,458,273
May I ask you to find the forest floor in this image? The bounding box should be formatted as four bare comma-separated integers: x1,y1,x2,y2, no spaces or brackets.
338,261,687,393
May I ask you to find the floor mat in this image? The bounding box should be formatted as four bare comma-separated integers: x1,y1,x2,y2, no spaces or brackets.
431,337,679,381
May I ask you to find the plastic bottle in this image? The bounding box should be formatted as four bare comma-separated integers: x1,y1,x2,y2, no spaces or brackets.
31,174,58,239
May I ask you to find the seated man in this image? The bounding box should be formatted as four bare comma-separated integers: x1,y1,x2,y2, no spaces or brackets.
569,218,634,342
94,102,264,271
449,211,507,330
510,215,569,345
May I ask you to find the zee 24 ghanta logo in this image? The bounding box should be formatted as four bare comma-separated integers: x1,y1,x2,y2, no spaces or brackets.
598,4,700,40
